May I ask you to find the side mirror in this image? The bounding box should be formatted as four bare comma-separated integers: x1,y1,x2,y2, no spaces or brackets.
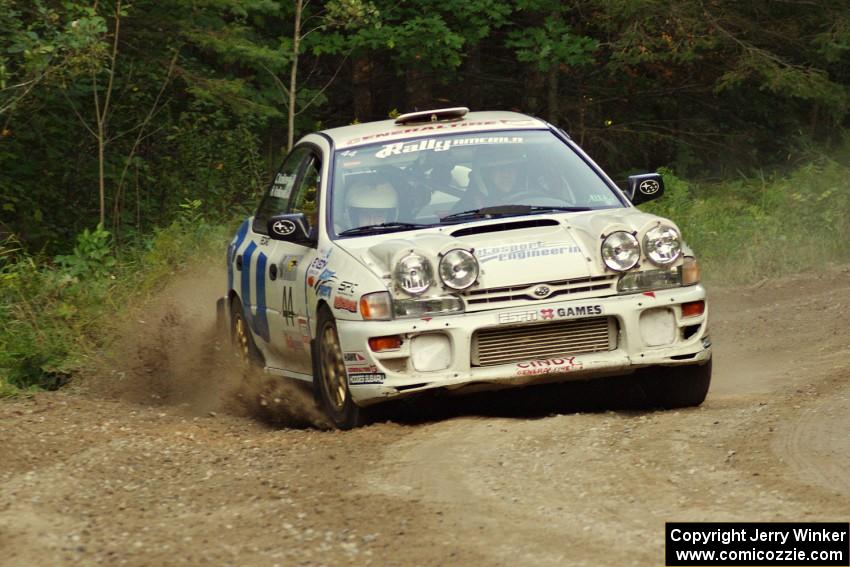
626,173,665,205
267,213,314,245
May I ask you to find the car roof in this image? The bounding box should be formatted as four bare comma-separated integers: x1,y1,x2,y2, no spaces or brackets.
320,110,551,149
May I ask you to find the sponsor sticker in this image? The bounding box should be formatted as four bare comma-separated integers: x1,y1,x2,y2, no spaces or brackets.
333,296,357,313
515,357,583,376
284,334,304,351
346,365,378,374
298,318,311,345
281,255,301,281
344,119,534,146
475,241,581,263
498,310,538,324
540,305,603,320
337,280,359,296
270,172,295,199
343,352,367,365
375,136,523,159
348,373,385,385
311,267,337,293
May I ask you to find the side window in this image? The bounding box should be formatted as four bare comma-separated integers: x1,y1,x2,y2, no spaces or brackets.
253,147,310,234
288,156,321,235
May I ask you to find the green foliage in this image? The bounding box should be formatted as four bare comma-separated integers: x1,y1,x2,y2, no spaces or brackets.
507,18,598,72
640,162,850,282
55,224,116,279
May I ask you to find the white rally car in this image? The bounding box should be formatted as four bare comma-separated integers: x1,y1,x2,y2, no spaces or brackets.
220,107,712,428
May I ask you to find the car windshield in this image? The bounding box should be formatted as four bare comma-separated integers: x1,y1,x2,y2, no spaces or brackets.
330,129,624,237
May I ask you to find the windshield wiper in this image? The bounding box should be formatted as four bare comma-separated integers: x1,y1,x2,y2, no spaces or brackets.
440,205,593,223
527,206,593,213
439,205,533,222
338,222,432,236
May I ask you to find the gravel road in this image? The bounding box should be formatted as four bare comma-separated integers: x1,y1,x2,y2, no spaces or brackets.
2,267,849,566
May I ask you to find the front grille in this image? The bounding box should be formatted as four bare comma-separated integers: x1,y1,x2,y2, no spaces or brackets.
463,275,617,308
471,316,616,366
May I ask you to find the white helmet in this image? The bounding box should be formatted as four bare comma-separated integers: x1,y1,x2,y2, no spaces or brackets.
346,179,399,225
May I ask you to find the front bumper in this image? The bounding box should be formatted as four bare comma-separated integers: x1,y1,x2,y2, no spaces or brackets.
337,285,711,405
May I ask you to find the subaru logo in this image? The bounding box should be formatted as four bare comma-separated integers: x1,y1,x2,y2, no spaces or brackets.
533,286,551,298
639,179,660,195
272,219,296,236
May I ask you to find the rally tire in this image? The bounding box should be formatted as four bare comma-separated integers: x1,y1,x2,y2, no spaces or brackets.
641,359,712,409
230,298,264,367
313,307,369,430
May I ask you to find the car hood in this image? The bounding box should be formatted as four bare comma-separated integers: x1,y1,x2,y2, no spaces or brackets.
333,208,682,294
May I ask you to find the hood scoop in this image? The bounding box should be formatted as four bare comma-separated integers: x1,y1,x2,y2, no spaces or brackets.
451,218,559,238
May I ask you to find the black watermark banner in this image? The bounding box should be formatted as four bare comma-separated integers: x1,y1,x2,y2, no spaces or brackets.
666,522,849,566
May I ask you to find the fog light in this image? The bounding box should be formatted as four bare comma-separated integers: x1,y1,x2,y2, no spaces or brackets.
681,300,705,318
369,335,402,352
411,334,451,372
640,308,676,347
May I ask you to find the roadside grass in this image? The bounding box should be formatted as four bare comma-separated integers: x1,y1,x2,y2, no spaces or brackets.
640,159,850,283
0,210,233,397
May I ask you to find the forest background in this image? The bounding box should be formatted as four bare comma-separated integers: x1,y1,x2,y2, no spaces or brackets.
2,0,850,392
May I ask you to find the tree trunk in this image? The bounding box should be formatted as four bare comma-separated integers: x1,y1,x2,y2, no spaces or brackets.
524,69,544,116
547,64,559,124
287,0,302,152
352,56,372,122
405,66,432,111
465,43,482,110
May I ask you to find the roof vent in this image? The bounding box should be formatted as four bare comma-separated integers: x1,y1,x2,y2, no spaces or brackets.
394,107,469,125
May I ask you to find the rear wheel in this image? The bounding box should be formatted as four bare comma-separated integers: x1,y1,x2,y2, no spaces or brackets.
641,359,712,408
313,308,368,429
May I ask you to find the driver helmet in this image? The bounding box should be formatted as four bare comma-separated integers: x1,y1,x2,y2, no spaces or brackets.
345,176,399,227
478,144,526,193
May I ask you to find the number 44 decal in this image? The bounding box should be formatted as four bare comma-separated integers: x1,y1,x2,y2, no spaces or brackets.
282,285,296,327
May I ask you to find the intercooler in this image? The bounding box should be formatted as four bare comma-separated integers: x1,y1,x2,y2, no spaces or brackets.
471,316,618,366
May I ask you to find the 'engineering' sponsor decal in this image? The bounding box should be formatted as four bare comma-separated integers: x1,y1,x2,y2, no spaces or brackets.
475,241,581,263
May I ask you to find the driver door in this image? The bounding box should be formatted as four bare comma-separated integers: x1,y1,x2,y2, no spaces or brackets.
263,149,323,376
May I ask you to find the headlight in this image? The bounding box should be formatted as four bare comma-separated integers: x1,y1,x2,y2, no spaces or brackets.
438,249,478,290
643,225,681,266
601,231,640,272
393,253,434,295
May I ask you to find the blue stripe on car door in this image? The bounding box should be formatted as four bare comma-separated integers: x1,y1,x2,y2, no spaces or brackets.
253,251,270,343
241,241,257,316
228,220,250,293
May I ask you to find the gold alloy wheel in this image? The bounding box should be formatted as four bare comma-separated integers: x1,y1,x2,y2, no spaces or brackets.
320,324,348,412
234,312,251,364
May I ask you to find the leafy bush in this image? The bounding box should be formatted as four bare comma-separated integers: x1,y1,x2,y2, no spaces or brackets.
641,160,850,282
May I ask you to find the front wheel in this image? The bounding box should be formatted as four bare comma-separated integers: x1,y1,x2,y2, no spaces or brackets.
313,308,369,429
641,359,712,409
